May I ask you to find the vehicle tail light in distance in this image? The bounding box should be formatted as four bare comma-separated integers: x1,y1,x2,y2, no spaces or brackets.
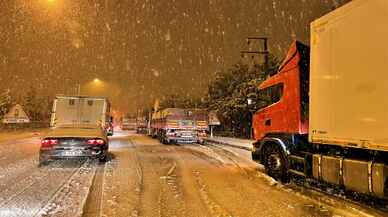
41,139,58,148
198,131,207,137
87,139,105,145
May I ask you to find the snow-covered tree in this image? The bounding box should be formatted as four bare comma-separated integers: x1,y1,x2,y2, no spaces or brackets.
0,89,11,119
207,54,279,138
22,87,52,122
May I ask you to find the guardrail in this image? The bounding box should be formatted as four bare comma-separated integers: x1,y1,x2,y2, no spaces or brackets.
0,122,50,130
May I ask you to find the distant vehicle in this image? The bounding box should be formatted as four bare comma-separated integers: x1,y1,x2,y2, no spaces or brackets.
121,117,137,130
106,120,114,136
251,0,388,199
136,116,148,134
151,108,200,144
39,95,112,165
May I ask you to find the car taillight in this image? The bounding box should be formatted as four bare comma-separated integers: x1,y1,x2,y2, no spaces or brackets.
41,139,58,148
87,139,105,145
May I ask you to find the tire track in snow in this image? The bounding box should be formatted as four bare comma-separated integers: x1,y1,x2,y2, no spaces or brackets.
36,159,97,217
0,160,88,217
192,170,231,217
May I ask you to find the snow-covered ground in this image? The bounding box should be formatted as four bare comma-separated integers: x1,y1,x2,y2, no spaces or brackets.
0,130,386,217
0,132,96,217
0,129,45,143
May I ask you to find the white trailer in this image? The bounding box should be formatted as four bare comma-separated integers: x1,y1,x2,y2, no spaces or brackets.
309,0,388,152
50,95,111,129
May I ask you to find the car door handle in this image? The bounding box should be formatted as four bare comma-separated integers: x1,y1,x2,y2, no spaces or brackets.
264,119,271,126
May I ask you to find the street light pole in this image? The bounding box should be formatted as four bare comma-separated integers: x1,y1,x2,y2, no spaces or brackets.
76,78,101,96
77,83,81,96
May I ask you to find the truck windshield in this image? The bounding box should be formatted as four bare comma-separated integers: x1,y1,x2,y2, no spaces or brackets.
257,83,283,110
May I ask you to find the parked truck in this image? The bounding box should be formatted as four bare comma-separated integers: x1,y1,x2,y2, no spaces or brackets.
251,0,388,198
151,108,199,144
192,109,209,144
121,117,137,130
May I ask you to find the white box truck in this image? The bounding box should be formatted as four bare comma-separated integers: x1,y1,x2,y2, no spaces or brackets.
251,0,388,198
50,95,112,133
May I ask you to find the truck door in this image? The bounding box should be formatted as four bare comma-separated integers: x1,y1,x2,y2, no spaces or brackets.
53,98,80,125
254,83,285,140
79,99,105,125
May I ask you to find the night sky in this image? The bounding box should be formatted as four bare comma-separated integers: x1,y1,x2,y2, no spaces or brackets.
0,0,350,113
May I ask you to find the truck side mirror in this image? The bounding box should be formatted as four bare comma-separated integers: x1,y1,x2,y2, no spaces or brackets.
247,98,255,108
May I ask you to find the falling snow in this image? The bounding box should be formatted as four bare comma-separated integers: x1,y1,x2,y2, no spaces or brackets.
0,0,350,112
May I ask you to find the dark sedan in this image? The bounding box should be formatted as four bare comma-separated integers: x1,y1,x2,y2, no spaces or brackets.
39,124,109,165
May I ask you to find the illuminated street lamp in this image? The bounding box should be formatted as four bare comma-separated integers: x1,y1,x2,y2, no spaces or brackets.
77,78,102,96
45,0,57,8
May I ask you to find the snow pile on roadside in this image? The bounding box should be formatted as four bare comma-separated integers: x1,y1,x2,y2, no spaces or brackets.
0,129,46,143
205,136,254,151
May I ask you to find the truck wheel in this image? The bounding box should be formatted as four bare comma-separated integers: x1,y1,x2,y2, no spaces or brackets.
264,145,288,182
251,151,260,161
161,136,166,144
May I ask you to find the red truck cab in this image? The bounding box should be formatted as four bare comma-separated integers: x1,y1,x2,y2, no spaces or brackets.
253,41,310,141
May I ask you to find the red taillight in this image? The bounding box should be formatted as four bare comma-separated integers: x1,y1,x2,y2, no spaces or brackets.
87,139,105,145
41,139,58,148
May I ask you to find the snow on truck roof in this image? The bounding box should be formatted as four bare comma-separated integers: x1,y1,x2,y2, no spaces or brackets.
311,0,365,27
55,95,109,101
55,123,101,129
152,108,208,119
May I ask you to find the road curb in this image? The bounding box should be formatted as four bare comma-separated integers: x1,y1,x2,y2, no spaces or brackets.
80,165,100,217
204,138,252,151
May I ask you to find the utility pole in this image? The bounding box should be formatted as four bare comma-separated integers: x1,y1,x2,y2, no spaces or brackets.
240,37,269,139
240,37,269,71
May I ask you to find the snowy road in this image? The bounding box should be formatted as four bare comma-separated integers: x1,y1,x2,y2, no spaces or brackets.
0,135,97,217
0,131,386,217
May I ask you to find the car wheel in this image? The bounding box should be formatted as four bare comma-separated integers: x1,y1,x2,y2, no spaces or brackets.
38,155,49,167
99,153,108,163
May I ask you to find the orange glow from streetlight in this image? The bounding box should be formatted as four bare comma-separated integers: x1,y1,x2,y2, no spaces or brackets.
93,78,101,83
